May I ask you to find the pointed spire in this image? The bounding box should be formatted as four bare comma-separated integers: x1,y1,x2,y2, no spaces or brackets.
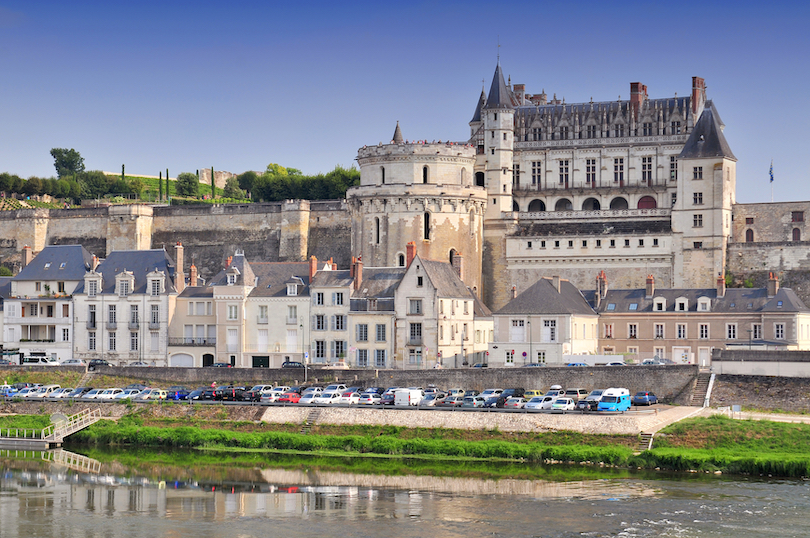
392,121,403,144
470,89,486,123
484,63,513,110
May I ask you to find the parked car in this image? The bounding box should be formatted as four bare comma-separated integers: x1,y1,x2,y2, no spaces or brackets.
471,363,488,368
136,389,165,401
313,391,342,405
83,388,104,399
216,386,245,401
564,388,589,402
461,395,487,408
187,387,208,400
358,392,381,405
248,385,282,402
480,388,504,399
129,361,150,367
0,359,12,366
278,392,302,404
16,387,39,399
51,387,74,399
436,395,464,407
521,363,546,367
362,387,386,396
207,362,232,368
339,391,361,405
394,388,424,406
67,387,93,399
446,388,465,397
281,361,305,368
98,388,124,400
566,362,589,367
88,359,111,370
61,359,86,366
524,389,544,399
605,361,626,366
576,399,596,411
299,392,320,405
525,396,555,411
551,397,575,411
380,388,399,405
632,391,658,406
167,386,190,400
324,384,347,393
418,392,446,407
503,397,527,409
116,388,142,399
597,388,631,412
22,356,60,366
501,388,526,399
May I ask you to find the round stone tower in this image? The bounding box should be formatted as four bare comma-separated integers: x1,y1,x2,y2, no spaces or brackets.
347,123,487,294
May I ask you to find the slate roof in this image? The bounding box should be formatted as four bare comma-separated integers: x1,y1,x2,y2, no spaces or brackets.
248,262,310,298
392,121,403,144
495,277,596,316
513,219,671,237
421,258,474,299
75,249,177,295
0,276,12,311
678,101,736,161
471,292,493,318
484,63,514,110
470,89,486,123
15,245,94,282
590,287,809,314
208,253,256,287
178,286,213,299
352,267,406,299
514,97,690,123
310,269,353,288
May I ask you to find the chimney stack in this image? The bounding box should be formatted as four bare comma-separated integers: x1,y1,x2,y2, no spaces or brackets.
511,285,517,299
174,242,185,293
354,256,363,291
692,76,706,115
451,251,464,282
552,275,561,293
630,82,647,120
92,255,99,270
406,241,416,268
225,255,232,268
716,273,725,298
189,264,198,287
600,270,608,298
645,274,655,298
21,245,32,268
349,256,356,278
309,255,317,284
767,271,779,298
594,272,602,309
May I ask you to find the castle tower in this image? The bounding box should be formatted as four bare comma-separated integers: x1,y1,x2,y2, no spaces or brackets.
482,63,515,220
348,124,487,293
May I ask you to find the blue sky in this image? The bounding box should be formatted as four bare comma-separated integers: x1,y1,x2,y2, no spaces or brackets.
1,0,807,203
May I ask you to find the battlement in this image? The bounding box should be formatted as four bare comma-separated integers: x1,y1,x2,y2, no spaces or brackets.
357,141,475,161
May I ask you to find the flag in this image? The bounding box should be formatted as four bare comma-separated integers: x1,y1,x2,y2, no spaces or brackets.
770,160,774,183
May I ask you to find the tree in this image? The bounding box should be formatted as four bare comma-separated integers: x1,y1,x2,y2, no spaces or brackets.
223,177,245,199
50,148,85,179
80,170,113,198
176,172,199,197
237,171,258,196
0,267,11,277
22,176,42,196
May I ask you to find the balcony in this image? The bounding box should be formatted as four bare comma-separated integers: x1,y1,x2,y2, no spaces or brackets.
257,316,268,325
129,321,140,330
149,321,160,330
86,320,97,330
408,338,423,346
107,321,117,330
168,337,216,347
286,317,298,325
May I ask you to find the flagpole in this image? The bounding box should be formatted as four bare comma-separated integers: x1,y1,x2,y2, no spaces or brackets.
770,159,774,202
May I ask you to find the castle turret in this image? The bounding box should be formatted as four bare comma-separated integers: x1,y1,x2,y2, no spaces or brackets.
482,63,515,219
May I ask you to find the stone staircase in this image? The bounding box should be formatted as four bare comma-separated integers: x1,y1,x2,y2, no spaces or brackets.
300,408,322,435
690,373,712,406
76,370,95,389
637,432,654,452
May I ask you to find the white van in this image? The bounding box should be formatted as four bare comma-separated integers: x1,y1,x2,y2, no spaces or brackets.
394,388,425,406
22,356,60,366
33,384,61,398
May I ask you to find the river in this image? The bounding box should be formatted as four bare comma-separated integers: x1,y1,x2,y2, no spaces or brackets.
1,448,809,537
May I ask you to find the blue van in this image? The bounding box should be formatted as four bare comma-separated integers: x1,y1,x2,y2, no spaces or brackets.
596,388,631,411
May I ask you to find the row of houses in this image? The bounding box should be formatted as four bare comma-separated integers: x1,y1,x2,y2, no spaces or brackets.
2,242,808,369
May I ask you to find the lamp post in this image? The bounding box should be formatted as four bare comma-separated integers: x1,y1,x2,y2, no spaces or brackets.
527,320,532,366
747,329,752,350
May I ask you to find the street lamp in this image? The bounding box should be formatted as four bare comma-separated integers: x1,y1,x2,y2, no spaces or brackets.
527,320,532,365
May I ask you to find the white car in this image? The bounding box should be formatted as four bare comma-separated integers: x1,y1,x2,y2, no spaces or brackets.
83,389,104,399
480,388,504,398
551,397,575,411
61,359,87,366
259,386,290,402
115,389,142,399
16,387,39,399
299,392,321,405
339,391,361,405
51,388,75,398
313,391,342,405
324,384,347,392
98,388,124,400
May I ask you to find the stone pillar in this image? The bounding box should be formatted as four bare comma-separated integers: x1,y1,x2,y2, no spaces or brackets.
106,205,154,254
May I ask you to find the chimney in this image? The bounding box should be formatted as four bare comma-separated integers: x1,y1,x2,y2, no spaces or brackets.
349,256,356,279
511,285,517,299
552,275,561,293
767,271,779,298
691,76,706,115
309,255,317,284
451,251,464,282
594,273,602,309
630,82,647,120
189,264,198,287
92,255,99,270
716,273,725,298
406,241,416,268
354,256,363,291
645,274,655,298
225,255,232,268
21,245,32,268
332,261,337,271
174,242,185,293
600,270,608,298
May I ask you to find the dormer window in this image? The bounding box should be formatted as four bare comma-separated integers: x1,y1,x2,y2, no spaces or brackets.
654,298,666,311
116,271,135,297
119,280,130,297
150,279,161,296
698,297,711,312
676,297,688,311
287,283,298,296
87,280,98,298
227,274,236,285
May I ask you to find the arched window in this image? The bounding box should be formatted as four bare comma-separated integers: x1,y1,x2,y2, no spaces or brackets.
528,199,546,212
460,168,467,185
449,248,457,265
582,198,600,211
513,201,520,211
609,197,629,210
423,166,428,184
555,198,573,211
381,166,385,184
423,212,430,240
398,253,405,267
374,217,380,244
745,229,754,242
793,228,801,241
475,172,485,187
470,209,475,235
637,196,657,209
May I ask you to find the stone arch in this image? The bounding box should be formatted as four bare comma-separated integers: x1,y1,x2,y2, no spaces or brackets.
513,200,520,212
793,228,801,241
746,229,754,242
170,353,194,368
423,166,429,184
397,253,406,267
475,172,485,187
637,196,657,209
609,197,628,210
423,212,431,240
460,167,467,185
381,166,385,184
202,353,215,367
582,197,600,211
555,198,573,211
528,199,546,212
449,248,457,265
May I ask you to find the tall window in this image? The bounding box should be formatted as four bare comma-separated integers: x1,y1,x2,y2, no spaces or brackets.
409,299,422,315
315,340,326,359
374,217,380,244
130,305,139,325
670,156,678,181
314,314,325,330
699,324,709,339
558,160,569,184
628,324,637,338
357,324,368,342
586,125,597,138
422,166,428,184
775,323,785,339
130,331,139,351
108,305,116,324
642,157,652,182
559,126,569,140
150,279,160,296
752,324,762,339
87,280,98,297
542,320,556,342
150,304,159,325
109,332,116,351
333,315,346,331
671,121,681,134
423,213,431,240
693,214,703,228
510,319,525,342
613,158,624,182
227,305,237,320
376,324,386,342
693,166,703,180
375,349,386,368
677,324,687,339
512,164,520,187
531,127,541,140
88,305,96,328
333,292,344,306
409,323,422,344
314,292,324,305
642,122,653,136
119,280,130,297
531,161,542,185
586,159,596,184
88,332,96,351
357,349,368,367
693,192,703,205
151,331,159,352
613,124,624,137
654,324,664,339
793,228,802,241
726,324,737,339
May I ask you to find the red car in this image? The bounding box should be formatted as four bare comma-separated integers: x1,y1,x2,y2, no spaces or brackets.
277,392,301,404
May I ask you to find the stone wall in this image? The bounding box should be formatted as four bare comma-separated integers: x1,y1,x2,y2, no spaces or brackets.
711,349,810,377
710,374,810,413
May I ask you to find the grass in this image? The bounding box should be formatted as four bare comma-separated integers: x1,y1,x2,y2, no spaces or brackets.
1,370,83,387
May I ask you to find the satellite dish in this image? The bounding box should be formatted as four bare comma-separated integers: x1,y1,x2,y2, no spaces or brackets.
50,413,68,425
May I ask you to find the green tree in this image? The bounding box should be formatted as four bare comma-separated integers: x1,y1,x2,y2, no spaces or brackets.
129,177,144,198
223,177,245,199
0,266,11,277
22,176,42,196
80,171,113,198
50,148,85,178
175,172,199,197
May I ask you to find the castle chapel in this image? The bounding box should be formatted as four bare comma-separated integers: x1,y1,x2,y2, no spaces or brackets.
349,63,738,311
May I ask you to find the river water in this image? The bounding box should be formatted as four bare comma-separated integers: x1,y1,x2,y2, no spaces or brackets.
2,449,809,538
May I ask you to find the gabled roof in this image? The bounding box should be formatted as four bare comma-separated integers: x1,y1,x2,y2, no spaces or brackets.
420,258,472,299
248,262,310,298
678,101,736,161
484,63,514,110
310,269,353,288
495,277,596,316
351,267,406,299
76,249,177,295
591,286,809,314
15,245,94,282
208,253,256,287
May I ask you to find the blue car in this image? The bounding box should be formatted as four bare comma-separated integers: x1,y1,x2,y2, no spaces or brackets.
632,391,658,406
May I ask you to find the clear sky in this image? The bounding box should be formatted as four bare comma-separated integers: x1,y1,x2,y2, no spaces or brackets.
1,0,806,203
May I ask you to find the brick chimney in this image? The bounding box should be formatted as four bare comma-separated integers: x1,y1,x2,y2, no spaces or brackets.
354,256,363,291
21,245,32,268
511,285,517,299
406,241,416,268
225,255,232,268
692,76,706,115
716,273,725,298
767,271,779,298
174,242,185,293
645,274,655,298
451,251,464,282
349,256,356,278
630,82,647,120
309,255,317,284
91,255,99,270
189,264,198,287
